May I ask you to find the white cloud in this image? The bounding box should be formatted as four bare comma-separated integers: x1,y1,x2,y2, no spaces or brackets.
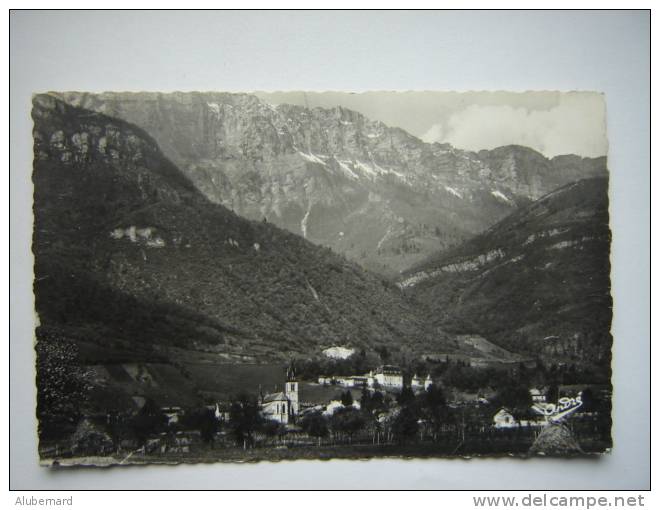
421,93,608,158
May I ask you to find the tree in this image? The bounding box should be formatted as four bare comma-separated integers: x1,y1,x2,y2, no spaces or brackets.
419,384,449,441
360,388,385,414
396,386,416,408
130,398,168,447
341,390,354,407
516,362,532,386
493,383,532,417
35,327,90,440
330,407,365,444
375,346,390,363
301,411,329,446
183,407,219,446
260,419,286,444
360,389,387,444
546,383,560,404
392,405,419,444
229,393,262,449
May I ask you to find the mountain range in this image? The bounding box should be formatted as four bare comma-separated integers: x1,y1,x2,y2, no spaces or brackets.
32,91,612,380
32,94,456,365
51,92,608,277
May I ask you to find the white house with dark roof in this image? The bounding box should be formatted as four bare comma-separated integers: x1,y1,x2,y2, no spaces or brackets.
371,365,404,389
493,408,518,428
530,388,547,403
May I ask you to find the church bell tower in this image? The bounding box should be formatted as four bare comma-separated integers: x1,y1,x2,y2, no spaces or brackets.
285,362,299,416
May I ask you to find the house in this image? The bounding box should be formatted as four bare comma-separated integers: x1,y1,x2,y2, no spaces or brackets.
333,375,369,388
530,388,546,403
214,403,231,423
322,399,361,416
370,365,404,389
260,363,299,425
336,376,354,387
493,408,518,429
161,406,183,425
350,376,368,388
494,407,545,428
411,374,433,392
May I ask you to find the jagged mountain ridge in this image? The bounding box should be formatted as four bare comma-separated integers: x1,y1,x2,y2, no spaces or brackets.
400,177,612,371
32,94,460,363
52,91,608,277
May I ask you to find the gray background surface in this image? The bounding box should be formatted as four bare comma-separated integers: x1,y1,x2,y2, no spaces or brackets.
9,10,650,489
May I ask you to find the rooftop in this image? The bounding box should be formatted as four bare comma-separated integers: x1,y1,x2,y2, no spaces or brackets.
263,392,288,404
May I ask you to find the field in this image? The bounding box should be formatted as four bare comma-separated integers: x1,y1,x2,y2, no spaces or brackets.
183,362,286,401
88,362,200,408
87,351,380,409
183,362,369,404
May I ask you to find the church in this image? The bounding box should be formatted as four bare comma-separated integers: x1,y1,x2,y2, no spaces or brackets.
260,363,299,425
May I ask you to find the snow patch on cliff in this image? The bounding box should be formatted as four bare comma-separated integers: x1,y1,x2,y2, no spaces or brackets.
305,278,319,301
354,160,379,178
336,159,359,180
301,206,311,238
353,160,407,183
298,151,327,165
445,186,463,199
491,190,513,205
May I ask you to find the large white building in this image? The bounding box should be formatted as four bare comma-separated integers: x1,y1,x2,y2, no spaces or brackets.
369,365,404,389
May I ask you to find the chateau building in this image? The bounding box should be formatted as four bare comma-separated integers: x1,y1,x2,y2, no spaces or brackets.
370,365,404,389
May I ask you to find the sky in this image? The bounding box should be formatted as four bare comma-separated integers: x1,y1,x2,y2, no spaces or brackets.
254,91,608,159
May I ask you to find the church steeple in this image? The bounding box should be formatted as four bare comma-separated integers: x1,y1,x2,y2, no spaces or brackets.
284,361,299,416
286,361,296,382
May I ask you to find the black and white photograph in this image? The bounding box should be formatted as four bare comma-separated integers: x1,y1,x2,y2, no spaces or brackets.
9,8,650,493
31,89,613,465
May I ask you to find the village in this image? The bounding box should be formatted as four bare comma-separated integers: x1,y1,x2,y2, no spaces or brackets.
43,357,612,464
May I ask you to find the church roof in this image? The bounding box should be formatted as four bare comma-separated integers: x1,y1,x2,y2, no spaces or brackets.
263,392,288,403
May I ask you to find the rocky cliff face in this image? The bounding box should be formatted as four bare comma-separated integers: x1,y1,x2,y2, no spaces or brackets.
53,92,608,276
